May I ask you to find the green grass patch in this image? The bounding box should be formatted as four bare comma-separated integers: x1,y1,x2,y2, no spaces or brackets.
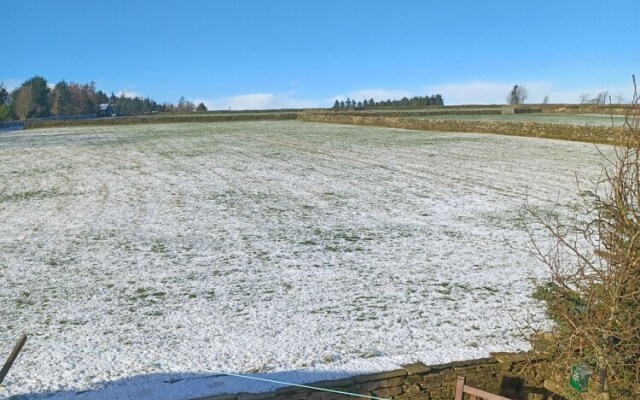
0,189,62,203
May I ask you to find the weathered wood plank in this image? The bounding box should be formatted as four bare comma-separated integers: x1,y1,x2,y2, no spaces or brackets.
0,335,27,386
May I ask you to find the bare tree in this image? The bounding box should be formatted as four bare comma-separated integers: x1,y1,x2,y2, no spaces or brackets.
524,77,640,398
542,95,549,105
593,91,610,106
580,93,591,105
13,83,34,121
177,96,194,113
507,84,528,105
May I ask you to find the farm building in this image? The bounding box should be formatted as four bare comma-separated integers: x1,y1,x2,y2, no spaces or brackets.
98,103,117,117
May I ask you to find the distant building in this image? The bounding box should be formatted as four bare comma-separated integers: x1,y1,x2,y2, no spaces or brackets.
501,106,516,115
98,103,117,117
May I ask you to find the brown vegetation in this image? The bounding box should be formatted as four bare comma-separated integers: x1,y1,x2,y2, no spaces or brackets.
523,77,640,399
298,112,623,144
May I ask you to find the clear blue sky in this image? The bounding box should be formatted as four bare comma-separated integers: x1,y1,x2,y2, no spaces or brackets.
1,0,638,109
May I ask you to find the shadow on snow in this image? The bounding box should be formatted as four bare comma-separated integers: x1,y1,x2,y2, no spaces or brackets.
5,369,357,400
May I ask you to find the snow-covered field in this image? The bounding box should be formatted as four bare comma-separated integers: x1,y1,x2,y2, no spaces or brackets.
0,121,607,399
421,112,627,126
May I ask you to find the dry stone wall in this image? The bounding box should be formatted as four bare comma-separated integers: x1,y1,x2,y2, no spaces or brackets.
298,112,621,145
192,352,555,400
23,112,299,129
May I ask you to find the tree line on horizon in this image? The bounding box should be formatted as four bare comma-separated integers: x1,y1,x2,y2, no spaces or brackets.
332,94,444,110
0,76,207,121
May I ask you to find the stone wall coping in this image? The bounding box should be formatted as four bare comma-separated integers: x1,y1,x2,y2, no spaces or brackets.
401,362,431,375
490,352,530,364
353,368,408,383
430,357,497,371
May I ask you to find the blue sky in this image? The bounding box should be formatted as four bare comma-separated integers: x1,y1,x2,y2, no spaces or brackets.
1,1,638,109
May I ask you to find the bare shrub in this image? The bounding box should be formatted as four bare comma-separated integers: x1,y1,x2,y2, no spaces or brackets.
524,76,640,399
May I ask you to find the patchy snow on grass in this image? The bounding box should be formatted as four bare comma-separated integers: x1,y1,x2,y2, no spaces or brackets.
0,121,608,399
420,112,627,126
